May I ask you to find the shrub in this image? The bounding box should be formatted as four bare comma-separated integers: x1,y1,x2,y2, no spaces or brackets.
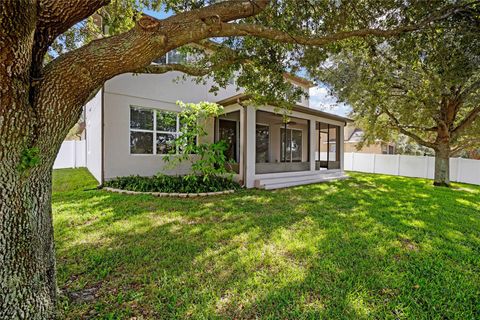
103,174,240,193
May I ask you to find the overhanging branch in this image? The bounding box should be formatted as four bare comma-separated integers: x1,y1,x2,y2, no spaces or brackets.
451,105,480,139
32,0,110,75
212,2,468,46
382,108,437,149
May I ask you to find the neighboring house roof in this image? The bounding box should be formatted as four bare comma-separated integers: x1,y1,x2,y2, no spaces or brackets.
346,128,364,142
217,93,353,124
345,127,396,146
283,73,315,88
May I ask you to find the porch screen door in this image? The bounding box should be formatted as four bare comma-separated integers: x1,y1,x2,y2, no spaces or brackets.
218,119,237,162
281,128,302,162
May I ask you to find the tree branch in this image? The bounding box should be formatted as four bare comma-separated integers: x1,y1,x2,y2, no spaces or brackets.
459,78,480,101
136,56,247,77
211,3,467,46
451,138,480,156
32,0,110,76
382,108,437,149
451,105,480,139
34,0,270,148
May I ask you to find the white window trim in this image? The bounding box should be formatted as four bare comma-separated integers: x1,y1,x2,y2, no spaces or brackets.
129,105,181,156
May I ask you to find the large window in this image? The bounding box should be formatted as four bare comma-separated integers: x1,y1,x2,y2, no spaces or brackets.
281,128,303,162
130,106,181,155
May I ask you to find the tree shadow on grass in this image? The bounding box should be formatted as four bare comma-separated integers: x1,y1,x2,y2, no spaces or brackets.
52,170,480,319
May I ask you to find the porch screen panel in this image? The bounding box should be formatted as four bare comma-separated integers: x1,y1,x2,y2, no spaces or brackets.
256,124,269,163
291,130,302,162
219,119,237,162
327,125,341,169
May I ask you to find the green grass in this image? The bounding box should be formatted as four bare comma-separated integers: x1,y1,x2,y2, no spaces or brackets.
53,168,480,319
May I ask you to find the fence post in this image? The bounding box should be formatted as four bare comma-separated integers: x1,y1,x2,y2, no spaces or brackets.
373,153,376,173
396,154,401,176
456,157,461,183
424,156,429,179
73,141,77,168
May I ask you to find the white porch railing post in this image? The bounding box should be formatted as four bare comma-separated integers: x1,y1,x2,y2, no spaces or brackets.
239,106,245,183
245,106,256,188
309,120,316,172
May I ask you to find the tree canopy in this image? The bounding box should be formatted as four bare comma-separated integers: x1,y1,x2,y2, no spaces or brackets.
45,0,473,107
315,2,480,184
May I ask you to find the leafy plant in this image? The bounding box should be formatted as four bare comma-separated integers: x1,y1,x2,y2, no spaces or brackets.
104,175,240,193
164,101,234,182
18,147,40,172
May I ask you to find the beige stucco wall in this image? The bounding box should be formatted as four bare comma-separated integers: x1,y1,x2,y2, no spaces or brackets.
344,143,383,154
85,90,103,182
344,142,395,154
102,72,240,179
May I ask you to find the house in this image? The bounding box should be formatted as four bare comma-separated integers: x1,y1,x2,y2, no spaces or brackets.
83,65,352,189
344,124,396,155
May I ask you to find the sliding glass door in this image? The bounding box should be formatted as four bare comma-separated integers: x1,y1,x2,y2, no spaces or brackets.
281,128,302,162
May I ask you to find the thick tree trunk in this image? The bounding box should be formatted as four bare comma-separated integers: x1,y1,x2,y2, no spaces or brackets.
0,161,57,319
434,144,451,187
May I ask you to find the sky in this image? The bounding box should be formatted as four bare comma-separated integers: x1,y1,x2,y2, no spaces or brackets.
143,8,172,19
309,85,352,117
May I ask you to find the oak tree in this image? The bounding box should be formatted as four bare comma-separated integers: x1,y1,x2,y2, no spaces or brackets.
0,0,472,317
315,4,480,186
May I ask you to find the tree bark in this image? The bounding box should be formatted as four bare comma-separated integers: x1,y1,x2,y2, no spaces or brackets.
433,131,451,187
434,145,450,187
0,163,57,319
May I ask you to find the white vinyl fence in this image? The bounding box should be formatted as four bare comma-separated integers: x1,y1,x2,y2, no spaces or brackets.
344,153,480,185
53,140,86,169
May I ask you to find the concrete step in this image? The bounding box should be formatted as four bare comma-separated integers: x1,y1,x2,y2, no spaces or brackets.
263,176,348,190
255,171,348,189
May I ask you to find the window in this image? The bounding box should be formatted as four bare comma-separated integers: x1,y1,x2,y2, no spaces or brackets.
381,144,388,154
152,49,188,65
130,106,181,155
388,145,395,154
281,128,303,162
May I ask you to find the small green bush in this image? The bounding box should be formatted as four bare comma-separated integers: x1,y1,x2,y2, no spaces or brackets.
103,174,241,193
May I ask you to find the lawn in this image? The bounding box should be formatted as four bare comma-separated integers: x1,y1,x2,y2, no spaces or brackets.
53,168,480,319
